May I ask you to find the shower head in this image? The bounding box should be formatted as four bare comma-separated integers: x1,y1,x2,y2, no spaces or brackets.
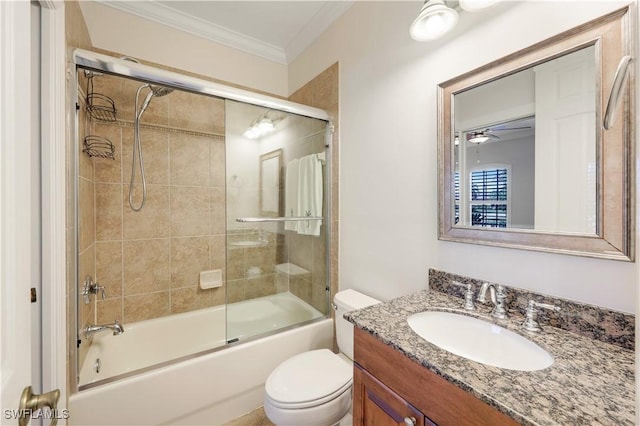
149,85,174,97
137,84,174,118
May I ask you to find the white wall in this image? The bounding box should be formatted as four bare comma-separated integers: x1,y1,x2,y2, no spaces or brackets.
78,2,289,97
289,1,638,313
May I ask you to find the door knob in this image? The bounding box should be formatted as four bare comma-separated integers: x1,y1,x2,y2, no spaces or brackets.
18,386,60,426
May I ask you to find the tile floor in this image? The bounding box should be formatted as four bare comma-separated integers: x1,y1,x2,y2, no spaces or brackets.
224,407,353,425
223,406,274,426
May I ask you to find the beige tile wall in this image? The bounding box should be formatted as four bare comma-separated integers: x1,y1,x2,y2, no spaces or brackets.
84,73,227,325
84,66,339,325
287,231,328,313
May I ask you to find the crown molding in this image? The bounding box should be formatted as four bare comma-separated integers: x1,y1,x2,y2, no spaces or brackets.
96,1,288,64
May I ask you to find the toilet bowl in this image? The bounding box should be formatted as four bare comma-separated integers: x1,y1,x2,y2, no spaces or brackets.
264,289,380,426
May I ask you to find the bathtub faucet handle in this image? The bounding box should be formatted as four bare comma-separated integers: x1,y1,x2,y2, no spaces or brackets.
81,275,106,304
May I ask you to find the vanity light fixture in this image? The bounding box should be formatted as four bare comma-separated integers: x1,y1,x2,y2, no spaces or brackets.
243,125,261,139
458,0,500,12
257,117,274,132
244,113,277,140
410,0,501,41
410,0,459,41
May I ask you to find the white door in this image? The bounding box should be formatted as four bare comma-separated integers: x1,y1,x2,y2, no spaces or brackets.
533,46,597,234
1,0,39,422
1,2,64,425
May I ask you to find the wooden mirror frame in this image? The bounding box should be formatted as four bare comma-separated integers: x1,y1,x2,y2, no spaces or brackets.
438,6,635,261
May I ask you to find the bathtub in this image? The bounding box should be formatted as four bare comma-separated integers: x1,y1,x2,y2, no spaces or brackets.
69,292,333,425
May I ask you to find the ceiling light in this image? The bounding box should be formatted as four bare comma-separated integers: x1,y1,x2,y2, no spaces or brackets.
410,0,459,41
459,0,500,12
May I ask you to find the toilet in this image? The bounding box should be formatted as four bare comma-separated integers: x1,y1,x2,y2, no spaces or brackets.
264,289,380,426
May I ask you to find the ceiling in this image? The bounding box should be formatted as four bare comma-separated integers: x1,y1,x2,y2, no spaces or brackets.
97,1,355,64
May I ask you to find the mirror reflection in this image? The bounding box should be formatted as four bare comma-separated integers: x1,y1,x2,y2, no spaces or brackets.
453,45,596,234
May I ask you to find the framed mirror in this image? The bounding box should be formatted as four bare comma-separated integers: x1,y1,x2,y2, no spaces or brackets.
438,6,634,261
259,149,282,217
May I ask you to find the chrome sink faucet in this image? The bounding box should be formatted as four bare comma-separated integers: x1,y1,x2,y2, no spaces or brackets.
477,282,507,319
83,320,124,339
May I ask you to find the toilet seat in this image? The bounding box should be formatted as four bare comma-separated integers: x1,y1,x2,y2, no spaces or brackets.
265,349,352,409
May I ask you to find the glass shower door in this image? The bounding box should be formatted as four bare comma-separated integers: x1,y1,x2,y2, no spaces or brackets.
224,99,330,343
75,67,230,386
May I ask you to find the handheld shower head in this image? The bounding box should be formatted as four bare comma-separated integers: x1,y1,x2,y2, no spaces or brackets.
138,91,155,118
137,84,174,118
150,85,174,97
130,83,175,212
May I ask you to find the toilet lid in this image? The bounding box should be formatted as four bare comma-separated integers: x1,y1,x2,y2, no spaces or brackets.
265,349,352,408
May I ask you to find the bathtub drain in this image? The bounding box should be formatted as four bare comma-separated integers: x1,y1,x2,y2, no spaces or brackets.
94,358,101,374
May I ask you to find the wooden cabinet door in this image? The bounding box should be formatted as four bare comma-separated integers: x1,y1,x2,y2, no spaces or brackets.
353,364,435,426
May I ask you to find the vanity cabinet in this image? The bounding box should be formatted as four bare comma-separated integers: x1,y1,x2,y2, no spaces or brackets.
353,328,520,426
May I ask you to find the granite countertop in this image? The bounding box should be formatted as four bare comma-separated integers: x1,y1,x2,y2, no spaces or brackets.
346,289,635,426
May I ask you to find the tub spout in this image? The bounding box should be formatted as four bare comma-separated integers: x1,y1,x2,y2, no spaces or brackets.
83,320,125,338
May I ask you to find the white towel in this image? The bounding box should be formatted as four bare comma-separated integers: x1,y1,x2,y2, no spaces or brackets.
284,159,300,231
297,154,323,236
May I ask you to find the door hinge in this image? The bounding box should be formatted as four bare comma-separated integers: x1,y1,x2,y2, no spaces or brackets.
30,288,37,303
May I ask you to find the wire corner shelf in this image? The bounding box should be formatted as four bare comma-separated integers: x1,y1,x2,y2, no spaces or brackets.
83,135,115,160
85,71,117,122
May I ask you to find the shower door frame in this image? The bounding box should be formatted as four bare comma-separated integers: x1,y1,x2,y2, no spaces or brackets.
70,49,333,393
73,49,329,120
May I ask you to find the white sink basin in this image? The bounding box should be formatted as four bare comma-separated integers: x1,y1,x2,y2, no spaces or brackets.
407,311,553,371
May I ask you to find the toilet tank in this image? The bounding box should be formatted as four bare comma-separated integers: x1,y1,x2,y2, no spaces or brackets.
334,289,380,360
